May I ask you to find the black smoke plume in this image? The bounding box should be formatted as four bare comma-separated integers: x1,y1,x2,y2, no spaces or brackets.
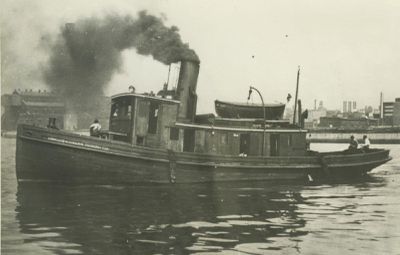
43,11,199,109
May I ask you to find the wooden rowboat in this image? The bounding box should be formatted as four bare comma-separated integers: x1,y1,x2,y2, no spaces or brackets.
215,100,285,119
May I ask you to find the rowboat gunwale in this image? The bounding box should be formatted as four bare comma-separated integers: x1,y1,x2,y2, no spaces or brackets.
215,100,285,108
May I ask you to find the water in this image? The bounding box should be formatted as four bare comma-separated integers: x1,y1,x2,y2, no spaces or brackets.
2,137,400,254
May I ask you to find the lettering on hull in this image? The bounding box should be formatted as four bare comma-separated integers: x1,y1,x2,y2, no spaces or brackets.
47,137,110,151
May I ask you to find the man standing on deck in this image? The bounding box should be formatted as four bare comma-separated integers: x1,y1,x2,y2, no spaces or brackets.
89,119,101,137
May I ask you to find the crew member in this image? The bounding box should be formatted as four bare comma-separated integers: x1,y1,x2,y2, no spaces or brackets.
362,135,370,150
90,119,101,137
306,133,311,150
348,135,358,152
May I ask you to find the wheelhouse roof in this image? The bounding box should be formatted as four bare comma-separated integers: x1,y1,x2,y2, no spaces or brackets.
174,122,307,133
111,92,180,104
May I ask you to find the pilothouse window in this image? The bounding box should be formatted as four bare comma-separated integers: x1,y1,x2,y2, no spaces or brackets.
111,99,132,119
170,128,179,140
148,102,159,134
109,97,134,143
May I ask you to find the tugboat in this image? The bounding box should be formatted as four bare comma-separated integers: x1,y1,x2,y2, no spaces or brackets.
16,60,392,184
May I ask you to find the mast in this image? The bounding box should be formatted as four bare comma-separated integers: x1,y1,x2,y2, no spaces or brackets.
293,66,300,125
166,64,171,87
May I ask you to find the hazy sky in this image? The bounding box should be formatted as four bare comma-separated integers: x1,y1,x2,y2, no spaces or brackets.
2,0,399,113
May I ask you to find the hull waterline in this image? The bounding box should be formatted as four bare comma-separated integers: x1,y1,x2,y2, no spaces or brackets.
16,125,391,184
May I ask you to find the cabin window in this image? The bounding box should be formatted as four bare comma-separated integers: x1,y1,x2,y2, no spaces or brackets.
221,134,227,144
138,102,148,117
288,134,292,146
111,103,119,117
183,129,195,152
148,102,159,134
239,134,250,155
270,134,280,156
136,136,144,145
111,100,132,120
109,97,134,142
170,128,179,140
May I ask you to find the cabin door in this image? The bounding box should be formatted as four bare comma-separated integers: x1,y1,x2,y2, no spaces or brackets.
270,134,280,156
183,129,195,152
239,134,250,155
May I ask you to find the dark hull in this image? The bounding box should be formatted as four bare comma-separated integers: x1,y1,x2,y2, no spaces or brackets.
215,100,285,119
16,125,392,184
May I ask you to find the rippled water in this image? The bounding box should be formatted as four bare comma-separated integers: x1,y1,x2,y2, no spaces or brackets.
2,138,400,254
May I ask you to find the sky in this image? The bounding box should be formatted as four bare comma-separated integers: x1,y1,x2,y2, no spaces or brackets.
1,0,400,114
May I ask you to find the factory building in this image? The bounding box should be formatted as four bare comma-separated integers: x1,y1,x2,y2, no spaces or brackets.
382,98,400,126
1,89,109,131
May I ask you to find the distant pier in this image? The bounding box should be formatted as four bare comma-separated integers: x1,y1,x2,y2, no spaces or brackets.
309,131,400,144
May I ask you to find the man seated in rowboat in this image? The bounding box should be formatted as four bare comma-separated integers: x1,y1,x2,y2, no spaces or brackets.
348,135,359,153
362,135,371,151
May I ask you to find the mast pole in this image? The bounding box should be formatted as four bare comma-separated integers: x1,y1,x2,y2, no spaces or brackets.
293,66,300,125
166,64,171,87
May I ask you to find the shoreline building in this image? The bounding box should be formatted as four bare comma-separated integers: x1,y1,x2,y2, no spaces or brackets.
382,98,400,126
342,100,357,117
304,101,327,129
319,117,378,130
1,89,65,130
1,89,110,131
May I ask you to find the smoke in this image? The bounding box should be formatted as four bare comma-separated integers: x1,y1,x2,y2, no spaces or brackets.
43,11,199,109
1,0,50,93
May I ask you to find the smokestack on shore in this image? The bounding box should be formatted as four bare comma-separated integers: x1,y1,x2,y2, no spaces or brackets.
175,60,200,122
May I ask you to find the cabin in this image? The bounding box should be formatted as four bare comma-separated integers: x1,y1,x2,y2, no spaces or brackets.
108,93,181,151
174,123,307,156
108,93,307,156
107,60,308,157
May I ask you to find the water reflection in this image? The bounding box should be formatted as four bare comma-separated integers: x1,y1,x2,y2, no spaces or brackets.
15,172,392,255
16,181,315,254
5,138,398,254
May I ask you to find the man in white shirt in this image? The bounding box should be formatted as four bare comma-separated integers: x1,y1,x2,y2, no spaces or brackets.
89,119,101,137
362,135,370,150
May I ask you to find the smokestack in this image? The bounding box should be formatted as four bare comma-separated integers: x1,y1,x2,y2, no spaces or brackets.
298,99,302,127
175,60,200,122
314,99,317,110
